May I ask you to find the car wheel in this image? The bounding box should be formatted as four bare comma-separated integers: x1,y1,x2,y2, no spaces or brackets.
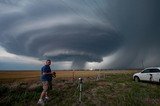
134,76,140,82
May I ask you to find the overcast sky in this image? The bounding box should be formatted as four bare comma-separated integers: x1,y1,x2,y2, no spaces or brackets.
0,0,160,70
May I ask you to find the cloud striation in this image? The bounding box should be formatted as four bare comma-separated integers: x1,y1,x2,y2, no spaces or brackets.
0,0,160,69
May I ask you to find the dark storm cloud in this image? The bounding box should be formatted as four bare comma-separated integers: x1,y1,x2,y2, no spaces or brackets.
0,0,123,69
0,0,160,69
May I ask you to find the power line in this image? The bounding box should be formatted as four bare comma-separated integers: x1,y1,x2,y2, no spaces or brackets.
60,0,98,28
60,0,120,35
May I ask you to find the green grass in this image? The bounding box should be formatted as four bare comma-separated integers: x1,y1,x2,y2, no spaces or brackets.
0,73,160,106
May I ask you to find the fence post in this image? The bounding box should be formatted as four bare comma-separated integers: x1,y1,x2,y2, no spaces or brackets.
96,69,100,81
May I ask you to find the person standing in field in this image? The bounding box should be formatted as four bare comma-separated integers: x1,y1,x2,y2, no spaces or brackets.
37,59,56,105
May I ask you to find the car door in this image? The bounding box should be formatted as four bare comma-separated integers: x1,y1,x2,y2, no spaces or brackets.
139,69,150,81
151,69,160,82
148,69,155,82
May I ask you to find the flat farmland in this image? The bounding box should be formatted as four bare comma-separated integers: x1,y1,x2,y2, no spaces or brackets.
0,70,139,83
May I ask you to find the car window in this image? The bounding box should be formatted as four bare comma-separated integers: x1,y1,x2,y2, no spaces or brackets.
141,69,150,73
149,69,160,73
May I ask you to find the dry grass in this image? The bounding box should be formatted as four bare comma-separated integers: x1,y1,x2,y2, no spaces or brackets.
0,71,40,79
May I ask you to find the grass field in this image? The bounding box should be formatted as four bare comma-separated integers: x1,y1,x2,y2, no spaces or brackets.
1,70,160,106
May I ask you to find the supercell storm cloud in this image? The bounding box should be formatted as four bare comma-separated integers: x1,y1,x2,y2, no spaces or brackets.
0,0,160,69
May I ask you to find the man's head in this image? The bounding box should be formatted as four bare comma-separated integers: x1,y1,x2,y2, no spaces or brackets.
45,59,51,66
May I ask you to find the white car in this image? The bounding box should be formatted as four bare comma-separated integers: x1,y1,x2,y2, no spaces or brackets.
133,67,160,83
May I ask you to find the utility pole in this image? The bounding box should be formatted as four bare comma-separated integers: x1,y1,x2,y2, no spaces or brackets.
142,59,144,69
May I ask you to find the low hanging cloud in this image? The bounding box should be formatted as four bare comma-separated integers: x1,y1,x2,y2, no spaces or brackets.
0,0,160,69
